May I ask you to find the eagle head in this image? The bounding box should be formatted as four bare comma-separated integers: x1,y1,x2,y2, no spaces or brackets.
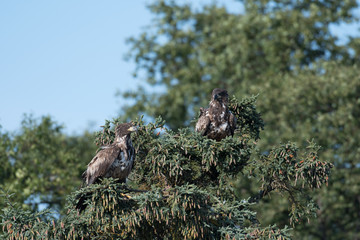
115,122,137,140
212,88,229,103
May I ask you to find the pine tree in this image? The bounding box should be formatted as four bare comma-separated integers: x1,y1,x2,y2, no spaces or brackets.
119,1,360,238
1,96,332,239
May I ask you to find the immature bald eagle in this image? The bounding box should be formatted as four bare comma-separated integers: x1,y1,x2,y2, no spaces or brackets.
76,122,137,211
195,88,236,141
82,122,137,185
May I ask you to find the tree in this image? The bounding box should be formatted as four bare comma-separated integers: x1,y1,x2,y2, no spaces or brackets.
0,115,97,213
1,97,332,239
253,62,360,239
1,0,358,238
121,0,359,129
118,0,360,239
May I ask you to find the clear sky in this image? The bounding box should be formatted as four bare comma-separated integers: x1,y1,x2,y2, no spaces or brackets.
0,1,359,135
0,1,154,135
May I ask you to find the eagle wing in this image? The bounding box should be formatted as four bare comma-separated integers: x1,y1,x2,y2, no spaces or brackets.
229,112,237,137
195,107,211,136
83,146,121,185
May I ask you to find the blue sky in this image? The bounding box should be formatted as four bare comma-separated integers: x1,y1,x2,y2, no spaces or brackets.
0,1,359,135
0,1,154,134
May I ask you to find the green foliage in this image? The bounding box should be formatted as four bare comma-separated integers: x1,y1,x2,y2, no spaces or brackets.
229,95,264,140
1,97,332,239
1,0,358,238
121,0,359,129
250,141,333,225
254,62,360,239
0,115,97,213
117,0,360,238
4,180,275,240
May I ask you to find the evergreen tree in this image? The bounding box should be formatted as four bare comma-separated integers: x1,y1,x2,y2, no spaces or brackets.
1,96,332,239
118,1,360,238
1,1,358,238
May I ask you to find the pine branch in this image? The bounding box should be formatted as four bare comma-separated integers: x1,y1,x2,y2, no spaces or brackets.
248,184,274,203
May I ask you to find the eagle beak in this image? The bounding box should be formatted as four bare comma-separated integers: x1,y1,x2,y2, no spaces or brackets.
128,126,138,133
214,94,219,101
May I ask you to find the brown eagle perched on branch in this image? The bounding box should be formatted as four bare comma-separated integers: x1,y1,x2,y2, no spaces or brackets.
83,122,137,185
195,88,236,141
76,122,137,211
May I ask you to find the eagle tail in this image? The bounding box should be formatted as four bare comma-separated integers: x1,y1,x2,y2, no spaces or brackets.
81,171,88,185
76,174,91,212
75,192,91,212
75,176,100,212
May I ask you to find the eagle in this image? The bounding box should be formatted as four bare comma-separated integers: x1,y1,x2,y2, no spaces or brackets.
195,88,236,141
76,122,137,211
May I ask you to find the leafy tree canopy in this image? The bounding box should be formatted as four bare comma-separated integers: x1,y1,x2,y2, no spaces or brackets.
1,97,332,239
0,115,97,213
1,0,359,239
118,0,360,238
121,0,359,129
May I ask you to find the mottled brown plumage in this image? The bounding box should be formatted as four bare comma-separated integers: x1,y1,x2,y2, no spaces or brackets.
196,88,236,141
82,122,137,186
76,122,136,211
